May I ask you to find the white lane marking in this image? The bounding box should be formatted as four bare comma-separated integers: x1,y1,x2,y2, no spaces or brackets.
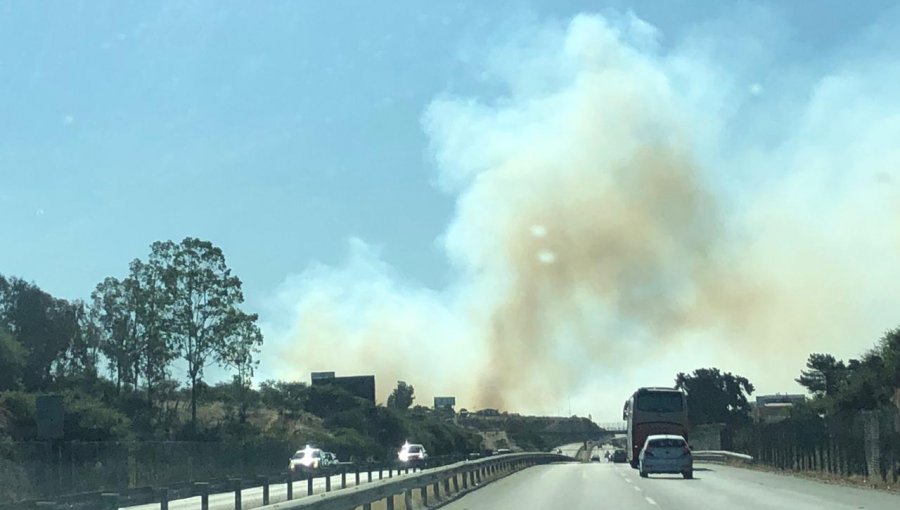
633,486,642,492
624,478,632,484
645,496,657,505
582,471,589,480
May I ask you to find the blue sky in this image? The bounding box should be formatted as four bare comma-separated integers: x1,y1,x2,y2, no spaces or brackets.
2,0,893,303
3,1,900,419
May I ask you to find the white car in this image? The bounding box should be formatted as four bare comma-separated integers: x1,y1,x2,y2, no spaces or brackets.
289,446,339,474
638,435,693,479
398,443,428,466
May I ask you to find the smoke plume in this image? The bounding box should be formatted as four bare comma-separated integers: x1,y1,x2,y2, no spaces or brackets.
263,12,900,420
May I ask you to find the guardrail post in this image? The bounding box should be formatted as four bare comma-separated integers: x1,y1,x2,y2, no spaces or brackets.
341,469,347,489
287,469,293,500
307,473,313,496
194,482,209,510
443,477,450,496
386,494,395,510
355,467,360,486
433,481,440,500
389,467,394,478
470,470,476,486
158,487,169,510
230,478,242,510
452,474,459,493
404,489,413,509
420,486,428,506
368,466,373,482
462,470,469,489
363,504,372,510
325,472,332,492
100,493,118,510
259,476,269,505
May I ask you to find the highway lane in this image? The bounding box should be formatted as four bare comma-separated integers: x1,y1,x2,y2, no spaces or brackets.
122,468,416,510
442,461,900,510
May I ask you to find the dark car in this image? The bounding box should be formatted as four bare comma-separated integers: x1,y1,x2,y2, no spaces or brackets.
590,453,601,462
611,449,627,463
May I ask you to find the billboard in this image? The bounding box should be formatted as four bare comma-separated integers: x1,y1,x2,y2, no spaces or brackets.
434,396,456,409
36,395,64,440
311,371,336,382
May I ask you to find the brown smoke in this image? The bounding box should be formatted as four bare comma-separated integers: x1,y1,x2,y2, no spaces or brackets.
271,14,900,417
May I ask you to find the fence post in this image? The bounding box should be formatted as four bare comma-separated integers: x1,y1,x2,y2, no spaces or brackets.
259,476,269,505
287,470,293,500
231,478,242,510
420,485,428,505
194,482,209,510
158,487,169,510
404,489,413,509
386,494,395,510
100,493,118,510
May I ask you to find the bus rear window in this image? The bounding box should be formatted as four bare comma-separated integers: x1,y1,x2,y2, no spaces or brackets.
635,392,683,412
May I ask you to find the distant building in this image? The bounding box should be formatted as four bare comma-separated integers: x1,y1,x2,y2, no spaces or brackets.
434,396,456,409
311,372,376,402
752,394,806,423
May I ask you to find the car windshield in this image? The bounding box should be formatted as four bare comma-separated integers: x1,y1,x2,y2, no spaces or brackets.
635,392,684,413
3,2,897,509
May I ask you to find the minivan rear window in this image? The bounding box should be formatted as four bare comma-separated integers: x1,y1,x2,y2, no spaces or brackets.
649,438,686,448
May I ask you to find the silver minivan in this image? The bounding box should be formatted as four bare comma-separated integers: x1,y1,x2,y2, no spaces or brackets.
638,434,693,479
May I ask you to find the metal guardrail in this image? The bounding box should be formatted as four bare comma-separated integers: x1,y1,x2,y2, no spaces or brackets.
692,450,754,463
259,453,570,510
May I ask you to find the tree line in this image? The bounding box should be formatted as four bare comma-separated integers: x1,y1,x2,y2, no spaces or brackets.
670,326,900,430
0,237,262,435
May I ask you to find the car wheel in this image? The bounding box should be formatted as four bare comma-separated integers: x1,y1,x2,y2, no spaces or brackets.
682,470,693,480
639,464,648,478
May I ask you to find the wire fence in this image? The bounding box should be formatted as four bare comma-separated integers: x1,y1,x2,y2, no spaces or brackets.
0,440,468,505
0,440,291,503
731,407,900,483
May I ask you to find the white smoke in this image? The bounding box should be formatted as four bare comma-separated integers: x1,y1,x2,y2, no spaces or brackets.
261,12,900,421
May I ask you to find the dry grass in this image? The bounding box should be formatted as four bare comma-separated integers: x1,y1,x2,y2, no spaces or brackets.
726,461,900,494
